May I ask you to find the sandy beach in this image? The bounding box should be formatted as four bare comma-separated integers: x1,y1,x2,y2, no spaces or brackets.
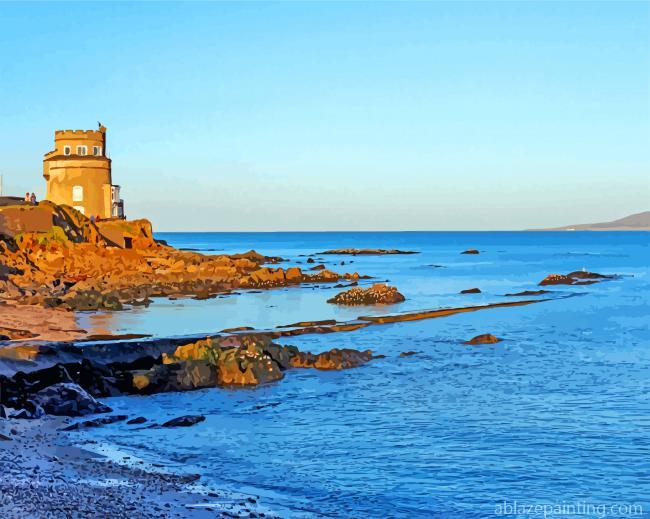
0,304,87,342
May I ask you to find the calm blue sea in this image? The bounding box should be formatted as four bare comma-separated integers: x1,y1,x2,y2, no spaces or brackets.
76,232,650,518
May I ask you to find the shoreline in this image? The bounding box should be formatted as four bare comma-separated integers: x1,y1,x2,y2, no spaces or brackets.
0,415,279,518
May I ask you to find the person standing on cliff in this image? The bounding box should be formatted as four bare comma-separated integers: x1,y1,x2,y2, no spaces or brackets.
30,193,37,205
24,192,30,203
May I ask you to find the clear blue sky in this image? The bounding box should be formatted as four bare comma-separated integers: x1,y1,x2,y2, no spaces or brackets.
0,1,648,231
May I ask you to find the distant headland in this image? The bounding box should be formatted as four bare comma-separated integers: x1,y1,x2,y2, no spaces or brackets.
529,211,650,231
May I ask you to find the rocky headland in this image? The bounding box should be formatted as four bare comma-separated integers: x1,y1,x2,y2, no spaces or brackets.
0,202,360,340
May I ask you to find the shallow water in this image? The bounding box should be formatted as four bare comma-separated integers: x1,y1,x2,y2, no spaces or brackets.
75,232,650,518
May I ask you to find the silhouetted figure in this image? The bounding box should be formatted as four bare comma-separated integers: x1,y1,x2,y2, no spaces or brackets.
30,192,37,205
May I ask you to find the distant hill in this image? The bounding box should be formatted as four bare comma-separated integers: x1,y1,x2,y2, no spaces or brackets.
532,211,650,231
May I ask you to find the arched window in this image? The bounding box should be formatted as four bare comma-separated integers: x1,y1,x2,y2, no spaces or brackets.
76,145,87,156
72,185,83,202
63,146,71,155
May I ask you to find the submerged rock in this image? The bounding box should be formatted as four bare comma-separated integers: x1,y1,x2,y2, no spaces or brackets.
162,415,205,427
126,416,147,425
399,351,418,357
464,334,501,345
461,249,479,255
460,288,481,294
327,283,405,305
504,290,550,297
62,415,128,431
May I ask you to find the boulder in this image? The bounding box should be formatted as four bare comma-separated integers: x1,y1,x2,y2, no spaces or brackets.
464,334,501,345
461,249,479,254
11,400,45,419
32,382,112,416
327,283,405,305
460,288,481,294
285,267,303,283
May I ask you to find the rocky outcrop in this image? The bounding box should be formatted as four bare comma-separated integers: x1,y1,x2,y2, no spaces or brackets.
0,332,378,419
289,348,374,370
460,288,481,294
464,334,501,345
539,271,615,286
327,283,405,305
461,249,479,255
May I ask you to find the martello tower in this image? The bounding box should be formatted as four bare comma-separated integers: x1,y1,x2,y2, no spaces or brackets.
43,125,124,219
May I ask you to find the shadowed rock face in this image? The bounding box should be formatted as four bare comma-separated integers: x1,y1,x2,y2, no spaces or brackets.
32,382,112,416
327,283,405,305
0,333,377,418
539,271,614,286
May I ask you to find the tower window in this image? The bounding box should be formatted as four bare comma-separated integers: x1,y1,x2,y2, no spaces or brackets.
63,146,71,155
72,185,83,202
93,146,102,156
76,145,87,156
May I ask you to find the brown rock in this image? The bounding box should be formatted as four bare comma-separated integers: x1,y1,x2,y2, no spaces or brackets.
460,288,481,294
327,283,405,305
539,271,614,286
289,348,373,370
461,249,479,255
464,334,501,345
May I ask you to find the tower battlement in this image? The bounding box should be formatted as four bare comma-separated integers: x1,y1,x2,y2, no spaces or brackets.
55,128,106,140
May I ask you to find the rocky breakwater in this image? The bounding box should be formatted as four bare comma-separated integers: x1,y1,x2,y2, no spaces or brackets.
318,248,418,255
0,202,356,317
328,283,406,305
0,334,376,419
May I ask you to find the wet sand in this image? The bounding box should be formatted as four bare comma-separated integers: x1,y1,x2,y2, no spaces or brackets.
0,304,87,342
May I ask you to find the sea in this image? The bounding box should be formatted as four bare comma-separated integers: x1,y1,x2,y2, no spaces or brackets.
73,231,650,518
